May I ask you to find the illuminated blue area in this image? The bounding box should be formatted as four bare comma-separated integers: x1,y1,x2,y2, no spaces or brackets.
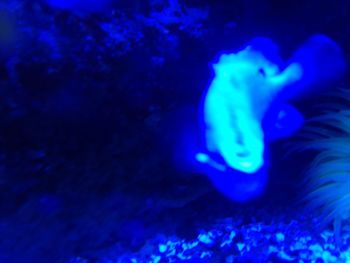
196,151,269,202
194,35,345,202
45,0,111,13
280,34,346,101
263,103,305,141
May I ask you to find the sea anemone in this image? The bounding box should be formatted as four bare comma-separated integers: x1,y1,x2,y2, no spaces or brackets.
291,87,350,241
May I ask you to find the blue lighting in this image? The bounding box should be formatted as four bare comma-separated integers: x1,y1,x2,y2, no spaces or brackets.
45,0,111,13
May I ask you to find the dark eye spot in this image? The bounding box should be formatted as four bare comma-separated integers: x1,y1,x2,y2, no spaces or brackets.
258,68,266,77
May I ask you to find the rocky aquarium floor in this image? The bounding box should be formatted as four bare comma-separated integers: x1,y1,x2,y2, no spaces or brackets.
67,200,350,263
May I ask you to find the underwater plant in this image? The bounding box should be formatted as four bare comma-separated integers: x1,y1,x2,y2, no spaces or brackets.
291,87,350,241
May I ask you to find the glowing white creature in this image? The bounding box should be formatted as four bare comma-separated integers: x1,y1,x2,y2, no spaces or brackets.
200,47,302,173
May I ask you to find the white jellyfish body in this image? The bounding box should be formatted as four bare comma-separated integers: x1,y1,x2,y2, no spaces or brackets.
195,35,345,202
202,47,302,174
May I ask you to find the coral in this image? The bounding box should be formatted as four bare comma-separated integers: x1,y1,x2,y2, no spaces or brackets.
143,0,208,37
